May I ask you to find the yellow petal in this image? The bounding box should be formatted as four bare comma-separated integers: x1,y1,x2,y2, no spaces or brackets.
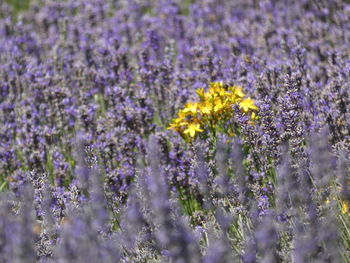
239,97,259,112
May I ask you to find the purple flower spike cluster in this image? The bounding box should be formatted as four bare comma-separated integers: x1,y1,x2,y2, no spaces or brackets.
1,0,350,262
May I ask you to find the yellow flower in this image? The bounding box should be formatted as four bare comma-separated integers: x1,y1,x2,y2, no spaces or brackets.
198,101,212,115
167,122,181,131
183,123,203,137
167,112,188,131
251,112,258,121
167,118,188,131
219,90,230,98
196,88,205,100
248,111,259,126
342,201,349,215
177,110,191,120
239,97,259,112
226,93,239,104
208,87,217,97
183,102,199,114
210,81,224,90
214,102,224,113
168,82,259,140
209,81,228,97
229,85,245,98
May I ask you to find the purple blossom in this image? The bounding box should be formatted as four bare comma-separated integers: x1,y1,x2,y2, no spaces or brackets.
0,0,350,261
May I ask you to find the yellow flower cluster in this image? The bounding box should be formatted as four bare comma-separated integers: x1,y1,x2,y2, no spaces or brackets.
342,200,350,215
168,82,259,140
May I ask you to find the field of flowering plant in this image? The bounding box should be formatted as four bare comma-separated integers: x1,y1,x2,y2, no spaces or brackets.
1,0,350,262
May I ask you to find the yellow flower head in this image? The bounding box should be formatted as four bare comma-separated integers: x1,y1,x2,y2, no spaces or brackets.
196,88,205,100
209,81,230,98
198,101,212,115
167,117,188,131
210,81,224,90
183,122,203,137
213,97,225,113
167,111,189,131
229,85,245,98
183,102,199,114
239,97,259,112
342,201,350,215
251,111,256,119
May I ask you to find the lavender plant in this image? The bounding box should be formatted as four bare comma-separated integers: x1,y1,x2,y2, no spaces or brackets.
1,0,350,262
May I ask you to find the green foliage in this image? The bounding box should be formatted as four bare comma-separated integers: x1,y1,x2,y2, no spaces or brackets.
5,0,31,14
178,187,203,218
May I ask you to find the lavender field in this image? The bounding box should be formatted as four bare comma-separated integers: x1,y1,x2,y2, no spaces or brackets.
1,0,350,262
